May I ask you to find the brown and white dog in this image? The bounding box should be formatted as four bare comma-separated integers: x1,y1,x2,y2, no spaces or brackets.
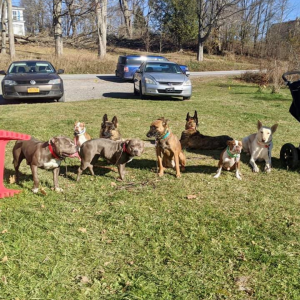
180,110,232,150
214,140,243,180
242,120,278,173
146,117,186,178
74,121,91,147
99,114,122,141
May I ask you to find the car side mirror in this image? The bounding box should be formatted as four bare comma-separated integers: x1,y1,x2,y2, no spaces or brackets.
185,71,190,76
57,69,64,74
0,70,6,75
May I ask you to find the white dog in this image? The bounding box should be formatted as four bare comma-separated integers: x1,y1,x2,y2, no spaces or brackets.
242,120,278,173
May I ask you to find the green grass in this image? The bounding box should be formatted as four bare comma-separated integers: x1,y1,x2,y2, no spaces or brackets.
0,77,300,299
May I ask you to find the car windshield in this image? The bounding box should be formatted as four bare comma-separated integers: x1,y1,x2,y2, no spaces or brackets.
8,62,55,74
144,63,183,74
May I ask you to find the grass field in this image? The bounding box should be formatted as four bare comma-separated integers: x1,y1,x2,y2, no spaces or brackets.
0,77,300,299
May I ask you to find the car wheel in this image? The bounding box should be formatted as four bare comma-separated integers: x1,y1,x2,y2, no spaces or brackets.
140,83,145,100
183,96,191,100
280,143,299,169
134,83,139,96
57,94,65,102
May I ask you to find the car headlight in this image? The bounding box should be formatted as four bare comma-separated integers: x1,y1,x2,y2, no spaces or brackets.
48,79,61,84
4,80,17,86
183,79,191,86
145,77,157,85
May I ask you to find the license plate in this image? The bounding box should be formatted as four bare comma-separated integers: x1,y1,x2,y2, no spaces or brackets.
166,87,174,92
27,87,40,93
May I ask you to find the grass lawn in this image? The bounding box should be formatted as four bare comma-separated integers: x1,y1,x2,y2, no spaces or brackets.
0,77,299,299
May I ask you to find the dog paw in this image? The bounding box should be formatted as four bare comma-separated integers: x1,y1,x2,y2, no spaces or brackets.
158,172,164,177
55,187,64,193
252,166,259,173
265,166,271,173
32,188,39,193
213,174,220,179
236,175,242,180
176,173,181,178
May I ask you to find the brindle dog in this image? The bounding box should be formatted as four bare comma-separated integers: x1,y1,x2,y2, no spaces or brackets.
99,114,121,141
180,110,232,150
147,117,186,178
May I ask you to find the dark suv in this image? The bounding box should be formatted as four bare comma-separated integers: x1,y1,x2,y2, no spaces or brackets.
115,55,188,80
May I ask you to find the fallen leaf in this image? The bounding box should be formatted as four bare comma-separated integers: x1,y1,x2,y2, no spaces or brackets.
186,194,197,200
80,276,90,284
72,208,79,213
2,276,7,285
95,211,102,215
2,256,8,263
9,175,15,184
111,182,117,187
1,229,8,234
40,188,47,195
78,228,87,233
41,204,45,209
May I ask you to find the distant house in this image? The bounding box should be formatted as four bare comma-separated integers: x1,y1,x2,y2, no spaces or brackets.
0,6,25,36
268,19,300,41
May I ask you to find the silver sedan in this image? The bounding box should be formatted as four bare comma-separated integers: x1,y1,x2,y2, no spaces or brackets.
133,61,192,100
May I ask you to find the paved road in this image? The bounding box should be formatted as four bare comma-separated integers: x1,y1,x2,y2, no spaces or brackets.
0,70,259,104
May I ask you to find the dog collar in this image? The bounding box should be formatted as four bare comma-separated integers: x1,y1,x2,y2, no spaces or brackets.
160,131,170,140
48,144,60,159
257,139,272,148
226,147,240,158
74,128,86,136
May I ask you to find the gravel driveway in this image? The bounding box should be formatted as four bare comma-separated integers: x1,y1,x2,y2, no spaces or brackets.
0,70,258,104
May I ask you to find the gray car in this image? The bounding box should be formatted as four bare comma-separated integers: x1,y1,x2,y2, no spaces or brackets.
0,60,65,102
133,61,192,100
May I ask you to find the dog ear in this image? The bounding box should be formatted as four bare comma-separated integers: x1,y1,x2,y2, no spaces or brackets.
162,119,169,127
102,114,108,123
226,140,233,146
49,137,56,144
194,110,198,126
257,120,263,130
81,122,85,128
112,116,118,127
74,121,79,126
186,112,190,122
271,124,278,133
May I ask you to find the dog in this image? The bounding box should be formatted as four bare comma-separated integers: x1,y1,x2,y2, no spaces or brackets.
13,136,78,193
99,114,121,141
214,140,243,180
74,121,91,147
146,117,186,178
242,120,278,173
180,110,233,150
76,138,144,181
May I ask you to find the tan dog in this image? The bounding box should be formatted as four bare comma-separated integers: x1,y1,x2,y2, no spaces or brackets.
214,140,243,180
242,120,278,173
74,121,91,147
99,114,121,141
146,117,186,178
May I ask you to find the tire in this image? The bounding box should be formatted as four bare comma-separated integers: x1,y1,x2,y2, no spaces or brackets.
280,143,299,169
134,83,139,96
183,96,191,100
139,83,145,100
57,94,65,102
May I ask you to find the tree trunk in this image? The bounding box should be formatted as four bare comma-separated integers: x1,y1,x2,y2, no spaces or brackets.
95,0,107,59
7,0,15,59
197,40,204,61
119,0,132,38
53,0,63,57
1,0,7,54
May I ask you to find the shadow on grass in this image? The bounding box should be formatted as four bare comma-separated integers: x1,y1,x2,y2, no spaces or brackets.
102,92,184,101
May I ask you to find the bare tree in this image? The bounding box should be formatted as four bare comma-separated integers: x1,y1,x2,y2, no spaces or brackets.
1,0,7,54
95,0,107,58
7,0,15,59
53,0,63,56
196,0,241,61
